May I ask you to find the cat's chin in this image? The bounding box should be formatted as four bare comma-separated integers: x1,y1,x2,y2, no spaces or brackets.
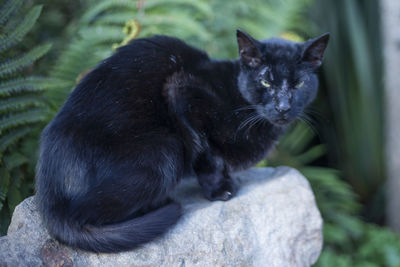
256,110,291,127
270,118,292,127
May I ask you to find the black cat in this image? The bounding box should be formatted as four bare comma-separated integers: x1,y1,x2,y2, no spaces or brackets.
36,29,329,253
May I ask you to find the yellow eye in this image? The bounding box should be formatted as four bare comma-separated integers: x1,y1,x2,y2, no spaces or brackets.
296,81,304,89
260,80,270,88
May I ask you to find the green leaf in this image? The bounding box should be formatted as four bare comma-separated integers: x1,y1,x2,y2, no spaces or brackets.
0,43,52,78
0,5,43,53
0,0,50,236
0,94,45,114
0,126,31,155
3,152,28,171
383,246,400,266
0,109,48,135
316,249,353,267
0,167,11,202
0,0,23,25
7,182,22,212
143,0,212,16
331,213,364,239
78,25,125,42
296,144,327,165
0,77,51,97
139,13,211,41
323,223,351,246
0,205,10,234
80,0,136,25
96,12,138,25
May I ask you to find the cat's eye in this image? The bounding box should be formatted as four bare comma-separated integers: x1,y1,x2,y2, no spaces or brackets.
260,80,270,88
295,81,304,89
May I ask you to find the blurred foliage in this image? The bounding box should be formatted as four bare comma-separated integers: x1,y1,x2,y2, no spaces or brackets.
263,122,400,267
306,0,398,265
311,0,385,222
0,0,52,234
121,0,313,59
44,0,134,111
1,0,399,266
44,0,215,112
204,0,312,59
319,224,400,267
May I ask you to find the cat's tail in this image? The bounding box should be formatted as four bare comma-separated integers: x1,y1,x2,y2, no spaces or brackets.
45,202,182,253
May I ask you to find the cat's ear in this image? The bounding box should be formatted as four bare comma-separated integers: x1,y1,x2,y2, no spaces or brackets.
236,29,262,68
302,33,330,68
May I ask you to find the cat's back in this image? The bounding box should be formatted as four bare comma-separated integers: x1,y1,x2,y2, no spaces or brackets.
109,35,210,75
45,35,211,143
64,35,210,111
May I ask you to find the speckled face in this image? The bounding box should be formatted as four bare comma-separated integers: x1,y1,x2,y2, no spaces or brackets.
236,30,329,126
238,63,318,126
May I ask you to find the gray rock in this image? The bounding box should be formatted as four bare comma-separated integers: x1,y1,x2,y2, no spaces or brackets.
0,167,323,267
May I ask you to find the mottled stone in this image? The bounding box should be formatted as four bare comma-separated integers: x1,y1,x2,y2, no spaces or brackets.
0,167,323,267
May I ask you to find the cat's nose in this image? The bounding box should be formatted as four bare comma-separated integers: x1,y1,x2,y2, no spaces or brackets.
275,102,291,113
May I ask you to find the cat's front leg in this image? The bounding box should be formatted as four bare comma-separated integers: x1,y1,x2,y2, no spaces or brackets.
193,151,237,201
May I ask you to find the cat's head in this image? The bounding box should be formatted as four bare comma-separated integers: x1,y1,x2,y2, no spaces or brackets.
236,29,329,126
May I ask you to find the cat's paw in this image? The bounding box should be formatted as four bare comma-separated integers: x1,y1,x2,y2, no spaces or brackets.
203,179,237,201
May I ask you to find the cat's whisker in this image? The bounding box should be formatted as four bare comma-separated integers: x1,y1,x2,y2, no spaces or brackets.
245,115,264,136
233,105,259,113
303,112,319,128
243,118,258,136
234,115,253,140
304,107,326,122
238,112,258,131
234,112,263,140
298,113,320,138
233,108,259,140
243,113,266,137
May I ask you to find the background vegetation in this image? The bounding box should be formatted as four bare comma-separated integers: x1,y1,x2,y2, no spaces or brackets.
0,0,398,266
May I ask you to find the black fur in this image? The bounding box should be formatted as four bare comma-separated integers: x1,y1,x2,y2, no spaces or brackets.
36,30,329,253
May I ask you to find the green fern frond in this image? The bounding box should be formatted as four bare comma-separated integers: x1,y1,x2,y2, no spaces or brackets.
0,43,51,78
78,26,125,43
0,127,31,155
7,174,25,211
0,5,43,53
139,13,211,40
6,182,22,211
0,94,45,114
52,40,110,80
0,1,51,235
2,152,28,172
80,0,135,25
97,12,136,25
47,15,128,106
0,109,48,135
0,0,23,25
48,41,111,104
0,77,51,97
0,167,10,208
142,0,212,17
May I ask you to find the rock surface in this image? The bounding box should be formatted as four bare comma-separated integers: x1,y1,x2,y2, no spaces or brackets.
0,167,323,267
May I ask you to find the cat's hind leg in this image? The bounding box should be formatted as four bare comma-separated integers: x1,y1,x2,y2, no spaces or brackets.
77,135,185,224
41,135,185,253
193,150,237,201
